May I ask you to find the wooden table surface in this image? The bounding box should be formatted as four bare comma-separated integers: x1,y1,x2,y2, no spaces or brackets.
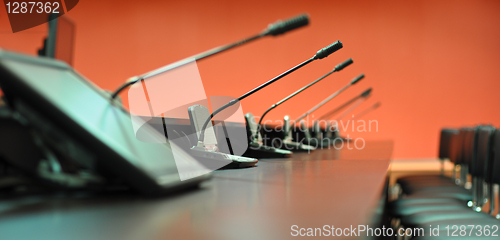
0,140,393,240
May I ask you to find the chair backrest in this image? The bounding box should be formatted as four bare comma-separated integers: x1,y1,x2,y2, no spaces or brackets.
460,127,478,168
449,128,467,165
451,128,475,184
188,105,218,148
491,129,500,185
474,126,495,180
244,113,262,143
439,128,459,160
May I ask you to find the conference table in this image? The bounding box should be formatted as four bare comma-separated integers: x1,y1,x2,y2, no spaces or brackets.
0,140,393,240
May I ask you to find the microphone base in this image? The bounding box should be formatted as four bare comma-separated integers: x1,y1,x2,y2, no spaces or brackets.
243,142,293,159
303,138,334,149
189,147,258,169
276,141,315,152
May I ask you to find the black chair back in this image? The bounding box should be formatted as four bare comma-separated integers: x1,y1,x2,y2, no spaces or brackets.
448,129,465,165
439,128,459,160
491,129,500,185
475,126,495,180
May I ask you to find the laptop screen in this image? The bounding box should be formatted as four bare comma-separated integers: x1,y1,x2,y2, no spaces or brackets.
0,51,210,188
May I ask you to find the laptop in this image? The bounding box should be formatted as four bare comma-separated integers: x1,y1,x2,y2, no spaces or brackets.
0,49,211,195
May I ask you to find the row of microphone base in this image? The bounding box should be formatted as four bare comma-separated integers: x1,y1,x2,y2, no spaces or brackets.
152,115,346,170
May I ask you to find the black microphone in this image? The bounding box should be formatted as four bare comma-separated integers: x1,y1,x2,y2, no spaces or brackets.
111,14,310,99
313,88,372,140
317,88,372,120
335,90,372,120
255,58,353,140
292,73,365,125
352,102,381,120
265,14,309,36
323,99,377,140
197,41,344,145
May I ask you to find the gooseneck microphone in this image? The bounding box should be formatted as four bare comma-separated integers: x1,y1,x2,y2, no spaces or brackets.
292,73,365,126
255,58,353,140
353,102,381,120
197,41,344,144
317,88,372,120
335,90,372,120
316,91,372,144
110,14,310,99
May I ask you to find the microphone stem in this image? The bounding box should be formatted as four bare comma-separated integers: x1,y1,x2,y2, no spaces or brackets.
256,68,336,139
198,57,316,143
256,105,277,137
238,57,315,101
293,83,351,127
317,95,361,120
142,33,265,80
335,98,366,121
111,33,266,99
353,103,379,121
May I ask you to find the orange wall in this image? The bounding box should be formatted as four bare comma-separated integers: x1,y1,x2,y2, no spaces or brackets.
1,0,500,158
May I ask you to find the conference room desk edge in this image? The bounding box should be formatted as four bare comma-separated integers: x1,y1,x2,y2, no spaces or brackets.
0,141,392,240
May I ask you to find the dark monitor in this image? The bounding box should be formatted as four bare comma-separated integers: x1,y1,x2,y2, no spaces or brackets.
0,50,211,195
38,14,75,66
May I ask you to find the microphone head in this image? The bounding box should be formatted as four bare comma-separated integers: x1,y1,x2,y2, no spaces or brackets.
350,73,365,85
361,88,372,97
314,41,343,59
334,58,353,71
266,14,309,36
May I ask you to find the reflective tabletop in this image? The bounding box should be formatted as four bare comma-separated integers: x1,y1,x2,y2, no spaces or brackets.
0,140,393,240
